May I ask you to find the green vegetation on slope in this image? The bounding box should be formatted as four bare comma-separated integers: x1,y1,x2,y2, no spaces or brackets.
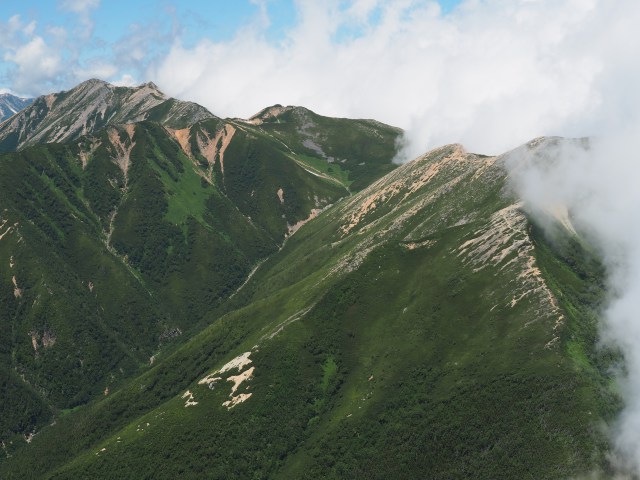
0,103,400,455
0,144,617,479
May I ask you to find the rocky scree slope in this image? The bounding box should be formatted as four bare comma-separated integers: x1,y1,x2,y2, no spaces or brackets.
0,94,33,122
0,79,215,152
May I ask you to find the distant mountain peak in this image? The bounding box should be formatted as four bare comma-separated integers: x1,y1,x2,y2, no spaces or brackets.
0,93,33,122
79,78,110,87
143,81,160,90
0,79,215,152
245,104,295,124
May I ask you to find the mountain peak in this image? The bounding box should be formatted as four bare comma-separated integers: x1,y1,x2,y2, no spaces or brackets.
0,79,214,151
143,81,160,90
0,93,34,122
245,104,294,124
79,78,110,87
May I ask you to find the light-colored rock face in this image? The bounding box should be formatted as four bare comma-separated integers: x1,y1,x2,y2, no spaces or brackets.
320,144,489,278
0,79,215,151
0,215,18,242
167,127,192,158
287,208,324,236
191,351,256,410
294,142,565,352
218,351,253,374
245,105,293,125
182,390,198,407
0,93,33,122
12,275,22,298
167,122,237,183
107,125,136,187
203,124,236,176
457,202,564,348
28,329,57,355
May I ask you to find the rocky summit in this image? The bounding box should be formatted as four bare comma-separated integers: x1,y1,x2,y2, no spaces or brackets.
0,93,32,123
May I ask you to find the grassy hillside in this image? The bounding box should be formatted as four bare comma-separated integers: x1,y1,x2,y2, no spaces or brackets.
0,143,617,478
236,105,401,191
0,104,400,455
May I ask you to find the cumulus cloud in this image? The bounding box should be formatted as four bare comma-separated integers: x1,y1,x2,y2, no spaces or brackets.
3,36,63,93
0,15,64,94
0,0,137,95
505,135,640,478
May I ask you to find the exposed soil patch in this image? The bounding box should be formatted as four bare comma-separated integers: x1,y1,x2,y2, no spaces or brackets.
107,125,136,187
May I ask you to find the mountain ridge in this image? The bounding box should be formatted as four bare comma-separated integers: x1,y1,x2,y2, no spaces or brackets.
0,93,33,122
0,79,216,152
0,78,617,478
0,79,404,462
0,136,614,479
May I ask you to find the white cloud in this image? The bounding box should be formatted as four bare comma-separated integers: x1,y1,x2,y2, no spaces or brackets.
59,0,100,13
497,1,640,474
72,60,118,82
111,73,138,87
4,36,63,93
58,0,100,39
1,15,30,49
147,0,623,160
1,0,121,95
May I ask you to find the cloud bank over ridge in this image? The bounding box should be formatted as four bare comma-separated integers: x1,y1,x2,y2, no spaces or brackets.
2,0,637,158
149,0,614,158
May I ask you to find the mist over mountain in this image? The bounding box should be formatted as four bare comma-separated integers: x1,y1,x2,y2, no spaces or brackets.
0,78,625,479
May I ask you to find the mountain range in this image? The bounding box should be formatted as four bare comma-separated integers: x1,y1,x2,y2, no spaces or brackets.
0,93,33,122
0,80,617,478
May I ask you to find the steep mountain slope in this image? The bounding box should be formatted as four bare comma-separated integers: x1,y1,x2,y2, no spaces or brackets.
0,79,214,152
0,94,33,122
0,81,402,452
238,104,401,190
0,139,616,479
